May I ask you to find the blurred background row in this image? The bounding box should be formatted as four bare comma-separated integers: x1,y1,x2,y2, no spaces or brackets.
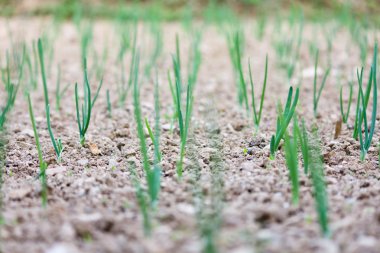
0,0,379,25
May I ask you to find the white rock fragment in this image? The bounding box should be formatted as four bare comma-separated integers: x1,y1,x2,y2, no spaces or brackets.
45,243,80,253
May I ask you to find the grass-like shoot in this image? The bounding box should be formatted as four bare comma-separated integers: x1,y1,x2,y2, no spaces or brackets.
133,52,161,205
24,43,38,91
74,58,103,146
357,43,377,161
228,31,248,110
309,126,330,237
27,95,48,207
38,38,64,162
106,89,111,118
0,84,19,130
339,81,353,124
313,49,330,117
294,117,309,174
55,64,69,111
118,23,137,107
129,161,152,236
283,118,299,205
270,86,299,159
248,55,268,129
255,15,267,40
144,23,163,78
80,22,93,68
172,36,196,177
0,49,25,129
273,14,303,82
353,67,372,140
228,32,268,128
145,71,162,164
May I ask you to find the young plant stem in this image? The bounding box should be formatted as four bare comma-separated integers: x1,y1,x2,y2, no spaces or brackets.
339,81,353,124
270,86,299,159
313,49,330,117
133,52,160,205
357,43,377,161
284,118,299,205
353,67,372,139
129,162,152,236
55,64,70,111
172,35,196,178
249,55,268,129
74,58,102,146
106,89,111,118
27,95,48,207
295,117,309,174
309,126,330,237
38,38,64,162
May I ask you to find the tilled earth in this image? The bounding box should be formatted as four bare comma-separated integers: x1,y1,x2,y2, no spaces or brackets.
1,18,380,253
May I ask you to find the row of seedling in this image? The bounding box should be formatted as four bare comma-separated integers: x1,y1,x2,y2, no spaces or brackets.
168,33,202,177
266,42,378,237
266,84,329,237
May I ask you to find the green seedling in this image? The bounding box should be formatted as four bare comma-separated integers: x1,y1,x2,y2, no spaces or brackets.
270,86,299,159
145,72,162,163
106,89,111,118
0,50,24,129
144,23,163,78
118,25,137,107
190,106,224,253
116,20,133,62
273,13,303,81
308,39,318,62
40,31,56,77
92,45,108,82
249,55,268,129
339,81,353,124
133,52,160,205
295,117,309,174
358,33,368,66
350,22,368,65
74,58,103,146
0,84,18,129
309,126,330,237
55,64,70,111
187,30,202,88
227,31,248,110
255,15,267,40
27,95,48,207
324,25,337,66
24,44,37,91
172,36,196,177
38,38,64,162
168,30,201,121
357,43,377,161
129,162,152,236
80,22,93,68
167,71,177,133
353,67,372,140
284,118,299,205
313,49,330,117
32,40,39,85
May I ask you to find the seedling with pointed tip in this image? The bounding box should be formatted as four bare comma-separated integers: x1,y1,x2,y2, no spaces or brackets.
313,49,330,117
74,58,103,146
270,86,299,159
38,38,64,162
27,95,48,207
339,81,353,124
